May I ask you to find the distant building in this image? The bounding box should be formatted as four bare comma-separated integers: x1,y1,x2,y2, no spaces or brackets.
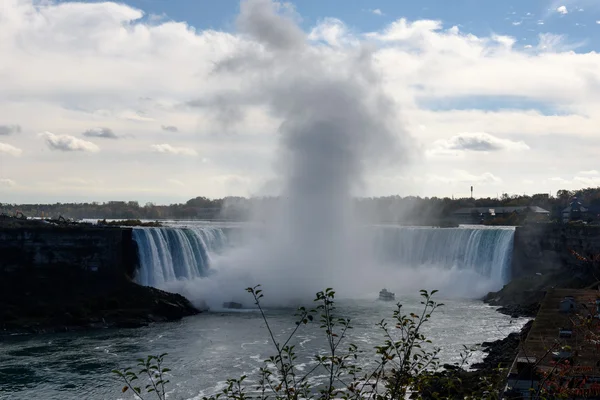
562,198,600,223
453,206,550,224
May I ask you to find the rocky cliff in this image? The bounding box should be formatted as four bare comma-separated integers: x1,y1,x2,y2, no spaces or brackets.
0,224,137,277
0,220,199,335
486,223,600,317
511,223,600,278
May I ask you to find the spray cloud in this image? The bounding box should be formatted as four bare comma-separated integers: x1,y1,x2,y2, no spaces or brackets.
176,0,412,307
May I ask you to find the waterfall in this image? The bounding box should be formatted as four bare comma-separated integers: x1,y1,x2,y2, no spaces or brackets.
133,225,515,293
132,227,227,287
371,226,515,284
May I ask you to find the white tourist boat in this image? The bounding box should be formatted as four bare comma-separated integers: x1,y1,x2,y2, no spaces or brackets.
378,288,395,301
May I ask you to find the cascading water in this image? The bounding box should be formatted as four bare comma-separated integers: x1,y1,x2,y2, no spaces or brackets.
372,226,515,283
133,227,228,287
133,224,515,299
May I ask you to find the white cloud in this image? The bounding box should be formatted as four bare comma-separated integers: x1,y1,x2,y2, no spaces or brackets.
557,5,568,14
428,170,502,184
371,9,384,16
168,179,185,186
366,18,443,42
210,174,253,196
536,33,584,52
83,127,119,139
549,177,570,184
151,143,197,156
39,132,100,152
596,20,600,24
119,110,155,122
548,175,600,187
161,125,178,132
428,132,529,156
0,178,16,187
0,125,21,135
575,176,600,186
58,177,103,186
579,170,599,175
0,142,23,156
309,18,356,47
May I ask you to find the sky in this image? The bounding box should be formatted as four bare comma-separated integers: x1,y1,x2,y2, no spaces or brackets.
2,0,600,204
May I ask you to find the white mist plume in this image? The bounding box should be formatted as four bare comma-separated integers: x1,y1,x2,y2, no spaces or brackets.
170,0,413,308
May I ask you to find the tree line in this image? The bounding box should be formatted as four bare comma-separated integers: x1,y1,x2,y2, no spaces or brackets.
2,188,600,224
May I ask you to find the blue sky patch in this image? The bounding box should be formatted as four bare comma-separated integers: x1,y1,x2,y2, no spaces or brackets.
417,95,571,115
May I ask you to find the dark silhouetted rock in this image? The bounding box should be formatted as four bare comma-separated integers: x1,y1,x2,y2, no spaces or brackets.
0,257,199,336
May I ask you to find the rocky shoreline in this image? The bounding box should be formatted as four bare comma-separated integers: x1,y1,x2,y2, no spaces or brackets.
417,318,533,398
482,268,598,318
473,319,533,371
0,271,200,336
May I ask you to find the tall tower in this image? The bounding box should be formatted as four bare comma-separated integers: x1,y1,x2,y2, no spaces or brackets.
470,186,473,199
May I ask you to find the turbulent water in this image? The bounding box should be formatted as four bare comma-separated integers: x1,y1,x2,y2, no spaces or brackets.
0,223,524,400
1,296,526,400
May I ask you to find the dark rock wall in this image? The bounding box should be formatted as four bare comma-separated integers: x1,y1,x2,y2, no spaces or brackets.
0,226,137,278
512,224,600,278
0,226,198,334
